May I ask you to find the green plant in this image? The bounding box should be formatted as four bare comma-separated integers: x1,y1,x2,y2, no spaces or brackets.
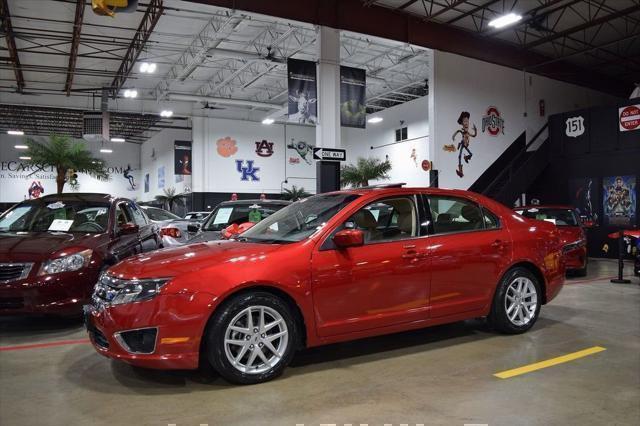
340,157,392,188
25,134,110,194
281,185,311,201
155,187,186,212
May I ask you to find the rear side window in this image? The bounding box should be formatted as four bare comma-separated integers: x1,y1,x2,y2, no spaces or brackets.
427,196,484,234
482,208,500,229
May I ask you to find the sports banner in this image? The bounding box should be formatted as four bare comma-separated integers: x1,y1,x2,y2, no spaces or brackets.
287,59,317,125
340,66,367,128
174,140,192,175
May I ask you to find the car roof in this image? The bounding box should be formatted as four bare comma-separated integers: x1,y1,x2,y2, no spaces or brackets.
515,205,574,210
35,193,114,203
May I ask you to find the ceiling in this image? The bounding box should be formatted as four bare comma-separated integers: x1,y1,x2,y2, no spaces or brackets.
0,0,432,141
370,0,640,87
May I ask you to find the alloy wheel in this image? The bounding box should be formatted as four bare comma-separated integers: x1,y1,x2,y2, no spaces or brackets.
223,305,289,374
504,277,538,326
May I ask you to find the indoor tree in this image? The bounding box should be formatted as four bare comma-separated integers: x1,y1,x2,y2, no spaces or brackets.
155,187,187,212
340,157,392,188
25,134,110,194
281,185,311,201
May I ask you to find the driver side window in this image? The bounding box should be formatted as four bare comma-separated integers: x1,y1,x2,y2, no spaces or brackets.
344,197,417,244
115,203,133,230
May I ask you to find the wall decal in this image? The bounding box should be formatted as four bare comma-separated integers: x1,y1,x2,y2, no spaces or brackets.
236,160,260,181
287,139,314,165
482,106,505,136
451,111,478,178
442,144,456,152
123,164,136,190
410,148,417,166
421,160,431,171
255,139,274,157
28,180,45,199
603,176,636,227
618,104,640,132
216,136,238,157
565,116,585,138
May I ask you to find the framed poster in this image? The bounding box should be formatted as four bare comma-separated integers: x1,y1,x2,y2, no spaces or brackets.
157,166,165,189
602,175,636,227
568,177,599,225
144,173,149,193
174,140,192,175
287,58,317,125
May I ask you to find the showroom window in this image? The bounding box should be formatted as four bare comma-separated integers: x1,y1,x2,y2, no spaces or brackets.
344,197,417,244
427,196,486,234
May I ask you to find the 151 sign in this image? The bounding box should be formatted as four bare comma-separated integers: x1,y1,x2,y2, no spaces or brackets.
565,116,585,138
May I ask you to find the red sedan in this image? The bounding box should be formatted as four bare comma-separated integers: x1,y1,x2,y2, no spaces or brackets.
514,205,588,276
86,186,565,384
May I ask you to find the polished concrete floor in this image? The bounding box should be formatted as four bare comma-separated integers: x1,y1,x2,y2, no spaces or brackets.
1,259,638,426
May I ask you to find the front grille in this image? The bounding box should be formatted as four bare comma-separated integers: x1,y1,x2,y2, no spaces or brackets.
0,297,24,309
115,328,157,354
0,263,33,283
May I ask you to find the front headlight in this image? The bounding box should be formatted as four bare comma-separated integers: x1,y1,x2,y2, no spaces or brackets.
39,249,93,276
93,273,171,307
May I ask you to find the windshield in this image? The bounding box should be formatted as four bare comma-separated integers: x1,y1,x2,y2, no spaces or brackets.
145,207,180,221
239,193,359,243
516,208,579,227
0,199,111,233
203,203,291,231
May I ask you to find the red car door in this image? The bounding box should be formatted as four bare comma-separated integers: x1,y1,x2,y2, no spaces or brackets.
425,195,512,318
311,194,430,337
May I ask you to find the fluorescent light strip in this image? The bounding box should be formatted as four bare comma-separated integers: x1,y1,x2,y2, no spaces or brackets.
100,149,113,153
367,117,383,124
262,118,275,125
19,156,31,160
488,13,522,29
110,137,125,143
7,130,24,135
14,145,28,149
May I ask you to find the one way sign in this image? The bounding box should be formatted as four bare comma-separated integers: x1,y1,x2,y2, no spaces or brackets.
313,147,346,161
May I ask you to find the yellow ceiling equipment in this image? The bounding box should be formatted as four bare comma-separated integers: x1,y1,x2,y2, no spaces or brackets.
91,0,138,17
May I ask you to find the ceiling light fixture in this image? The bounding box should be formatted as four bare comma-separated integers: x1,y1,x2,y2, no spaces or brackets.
261,118,275,125
139,62,157,73
367,117,383,124
15,145,28,149
7,130,24,135
488,13,522,29
123,89,138,98
100,148,113,153
19,156,31,160
110,137,125,143
160,110,173,118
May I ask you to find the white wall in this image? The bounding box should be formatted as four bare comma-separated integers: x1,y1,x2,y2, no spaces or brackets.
430,50,621,190
139,128,193,202
0,134,141,203
342,96,430,187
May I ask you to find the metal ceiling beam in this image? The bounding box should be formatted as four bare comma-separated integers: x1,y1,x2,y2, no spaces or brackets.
427,1,469,20
446,0,500,24
64,0,85,96
484,0,581,36
110,0,164,98
524,4,640,49
0,0,25,92
397,0,419,11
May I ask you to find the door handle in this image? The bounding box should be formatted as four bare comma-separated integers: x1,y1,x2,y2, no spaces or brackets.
402,249,428,259
491,239,507,249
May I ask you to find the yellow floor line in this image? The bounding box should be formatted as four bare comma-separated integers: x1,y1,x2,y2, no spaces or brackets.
494,346,607,379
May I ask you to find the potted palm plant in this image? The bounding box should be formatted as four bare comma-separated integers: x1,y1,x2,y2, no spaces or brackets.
281,185,311,201
340,157,392,188
155,187,187,212
25,134,110,194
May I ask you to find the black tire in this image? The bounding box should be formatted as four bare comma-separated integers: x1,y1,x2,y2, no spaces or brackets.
488,267,542,334
205,292,299,385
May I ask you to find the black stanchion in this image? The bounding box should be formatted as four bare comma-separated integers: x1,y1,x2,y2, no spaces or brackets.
611,229,631,284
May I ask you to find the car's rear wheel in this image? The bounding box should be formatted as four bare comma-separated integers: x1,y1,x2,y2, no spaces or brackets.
489,267,541,334
205,292,298,385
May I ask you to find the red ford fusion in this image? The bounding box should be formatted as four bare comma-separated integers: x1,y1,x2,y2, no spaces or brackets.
86,186,565,384
514,205,588,276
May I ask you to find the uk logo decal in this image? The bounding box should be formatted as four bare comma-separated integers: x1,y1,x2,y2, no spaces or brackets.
236,160,260,181
255,140,274,157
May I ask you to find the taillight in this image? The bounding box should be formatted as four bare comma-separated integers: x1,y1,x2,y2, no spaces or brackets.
161,227,181,238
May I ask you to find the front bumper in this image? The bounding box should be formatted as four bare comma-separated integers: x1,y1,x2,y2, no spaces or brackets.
564,246,587,270
0,269,98,316
84,292,214,370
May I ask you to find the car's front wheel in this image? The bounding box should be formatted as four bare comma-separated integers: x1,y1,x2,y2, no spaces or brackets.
205,292,299,384
489,267,542,334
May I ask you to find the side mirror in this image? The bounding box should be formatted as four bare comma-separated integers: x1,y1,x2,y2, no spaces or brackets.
333,229,364,249
187,223,201,233
119,223,139,235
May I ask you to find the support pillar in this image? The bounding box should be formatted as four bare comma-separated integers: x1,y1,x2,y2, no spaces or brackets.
315,26,341,193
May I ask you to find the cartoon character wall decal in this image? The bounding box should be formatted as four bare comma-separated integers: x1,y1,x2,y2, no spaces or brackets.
28,181,45,199
451,111,477,178
410,148,417,167
217,137,238,158
123,164,136,190
287,139,313,165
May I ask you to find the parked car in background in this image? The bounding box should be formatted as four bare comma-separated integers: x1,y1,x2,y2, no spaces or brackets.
187,199,291,243
514,205,588,276
85,186,565,384
0,193,163,316
140,206,193,247
184,211,210,221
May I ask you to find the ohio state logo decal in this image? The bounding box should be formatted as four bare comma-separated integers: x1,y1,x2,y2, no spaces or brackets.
255,139,274,157
482,106,505,136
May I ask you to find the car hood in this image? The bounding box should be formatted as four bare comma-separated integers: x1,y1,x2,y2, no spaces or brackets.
185,230,222,244
108,239,288,278
0,231,106,262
